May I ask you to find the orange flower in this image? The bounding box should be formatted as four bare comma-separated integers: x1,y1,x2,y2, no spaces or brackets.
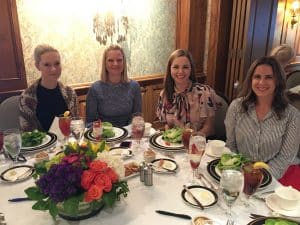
81,170,96,190
94,173,112,192
89,160,108,172
84,184,103,202
106,167,119,183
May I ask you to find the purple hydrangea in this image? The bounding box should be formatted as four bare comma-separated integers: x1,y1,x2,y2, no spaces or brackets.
37,163,83,203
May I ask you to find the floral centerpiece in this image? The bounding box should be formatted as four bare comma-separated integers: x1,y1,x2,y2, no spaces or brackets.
25,141,129,220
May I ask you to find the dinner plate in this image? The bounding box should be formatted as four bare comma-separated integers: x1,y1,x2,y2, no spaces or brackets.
124,125,156,137
205,144,230,158
247,217,300,225
265,194,300,218
0,165,34,182
207,159,272,189
150,158,178,173
21,132,57,153
181,185,218,208
149,132,184,152
109,147,133,159
84,127,128,143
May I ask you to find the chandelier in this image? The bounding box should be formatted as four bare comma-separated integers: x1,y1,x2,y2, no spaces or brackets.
93,11,129,45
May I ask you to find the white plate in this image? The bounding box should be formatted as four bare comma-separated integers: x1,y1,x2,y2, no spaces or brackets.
151,158,178,173
109,147,133,159
266,194,300,218
21,132,57,152
0,165,34,182
84,127,128,142
22,135,51,150
124,125,156,137
205,144,230,157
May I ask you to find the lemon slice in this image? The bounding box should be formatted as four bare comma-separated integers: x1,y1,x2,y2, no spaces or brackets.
63,110,70,117
253,161,269,170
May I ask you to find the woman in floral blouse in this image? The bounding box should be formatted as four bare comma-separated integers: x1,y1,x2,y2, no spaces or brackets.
156,49,221,137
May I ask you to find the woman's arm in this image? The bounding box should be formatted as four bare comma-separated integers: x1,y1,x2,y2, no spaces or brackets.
199,116,215,137
224,99,239,153
268,108,300,179
132,81,142,113
86,86,99,124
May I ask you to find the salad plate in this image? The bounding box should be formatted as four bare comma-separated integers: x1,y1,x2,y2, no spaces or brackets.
150,158,178,173
109,147,133,159
84,127,128,143
21,132,57,153
149,132,184,152
247,217,300,225
0,165,34,182
265,194,300,218
207,159,272,189
181,185,218,209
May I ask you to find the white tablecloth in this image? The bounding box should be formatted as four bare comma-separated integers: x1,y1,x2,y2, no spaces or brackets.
0,138,281,225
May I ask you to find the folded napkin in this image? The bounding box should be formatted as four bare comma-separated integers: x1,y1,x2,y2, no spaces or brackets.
279,164,300,191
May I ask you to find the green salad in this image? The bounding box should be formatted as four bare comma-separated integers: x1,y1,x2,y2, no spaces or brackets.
22,130,47,147
102,122,115,138
216,153,249,170
162,127,183,143
264,218,298,225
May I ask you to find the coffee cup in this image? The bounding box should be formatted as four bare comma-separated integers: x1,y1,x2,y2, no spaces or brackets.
274,186,300,210
144,122,152,136
209,140,225,155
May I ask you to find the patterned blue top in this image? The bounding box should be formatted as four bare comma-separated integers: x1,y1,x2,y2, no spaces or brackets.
86,80,142,127
225,97,300,179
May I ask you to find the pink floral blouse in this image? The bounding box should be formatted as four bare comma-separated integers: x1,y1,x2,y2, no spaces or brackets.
156,83,221,130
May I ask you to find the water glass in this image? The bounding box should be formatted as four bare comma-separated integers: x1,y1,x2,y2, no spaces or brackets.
3,128,22,166
70,117,85,144
131,112,145,152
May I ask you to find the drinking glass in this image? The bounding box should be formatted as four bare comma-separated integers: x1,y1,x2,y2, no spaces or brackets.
242,163,263,205
70,117,85,144
220,169,244,223
3,128,22,167
58,114,71,145
188,133,206,183
0,131,8,165
131,113,145,151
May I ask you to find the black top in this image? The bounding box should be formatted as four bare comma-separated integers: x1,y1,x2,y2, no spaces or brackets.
36,84,68,131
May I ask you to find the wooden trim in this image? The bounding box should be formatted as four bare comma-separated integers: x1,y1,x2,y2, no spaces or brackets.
176,0,190,49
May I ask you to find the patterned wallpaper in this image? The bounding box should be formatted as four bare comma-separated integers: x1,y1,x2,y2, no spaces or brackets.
16,0,176,86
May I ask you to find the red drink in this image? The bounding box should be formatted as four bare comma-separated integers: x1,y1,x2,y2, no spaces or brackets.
92,120,102,140
190,160,200,169
59,117,71,136
132,127,145,140
182,128,193,150
243,164,263,196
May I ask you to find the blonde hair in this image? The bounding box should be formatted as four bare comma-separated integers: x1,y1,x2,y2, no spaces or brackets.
34,44,59,66
100,44,128,82
270,44,295,67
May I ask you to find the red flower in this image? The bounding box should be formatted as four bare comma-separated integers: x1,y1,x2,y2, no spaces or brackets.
89,160,108,172
63,153,80,164
81,170,96,190
94,173,112,192
106,167,119,183
84,184,103,202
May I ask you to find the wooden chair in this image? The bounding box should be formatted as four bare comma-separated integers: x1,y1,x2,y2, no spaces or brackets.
0,95,21,131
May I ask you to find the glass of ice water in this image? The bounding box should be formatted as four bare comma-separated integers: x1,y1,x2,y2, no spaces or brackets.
3,128,22,166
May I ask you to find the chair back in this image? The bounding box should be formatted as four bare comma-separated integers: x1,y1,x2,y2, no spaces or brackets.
286,70,300,89
213,92,229,141
0,96,21,131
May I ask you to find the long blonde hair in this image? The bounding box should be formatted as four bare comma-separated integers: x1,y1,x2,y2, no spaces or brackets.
100,44,128,82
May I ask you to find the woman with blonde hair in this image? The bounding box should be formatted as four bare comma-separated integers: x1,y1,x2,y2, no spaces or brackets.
270,44,295,69
86,45,142,127
19,44,78,131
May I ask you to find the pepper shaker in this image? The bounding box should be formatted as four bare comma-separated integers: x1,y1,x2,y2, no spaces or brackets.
144,163,153,186
139,161,146,182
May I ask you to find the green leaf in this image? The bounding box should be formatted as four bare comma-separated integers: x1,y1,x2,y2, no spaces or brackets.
99,141,106,152
63,195,81,215
49,200,58,219
32,200,49,210
25,186,47,200
102,188,117,207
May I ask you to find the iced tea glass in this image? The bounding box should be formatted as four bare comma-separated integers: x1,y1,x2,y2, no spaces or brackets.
58,114,71,145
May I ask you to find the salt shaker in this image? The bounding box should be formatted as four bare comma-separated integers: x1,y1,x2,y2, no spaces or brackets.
139,161,146,182
144,163,153,186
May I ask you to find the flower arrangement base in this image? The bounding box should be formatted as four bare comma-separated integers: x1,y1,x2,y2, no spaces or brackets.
57,201,104,221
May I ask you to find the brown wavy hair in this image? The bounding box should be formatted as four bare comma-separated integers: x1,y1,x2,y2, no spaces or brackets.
164,49,197,103
238,56,288,119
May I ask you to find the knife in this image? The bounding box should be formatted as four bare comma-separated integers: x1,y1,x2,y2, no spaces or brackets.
8,197,31,202
155,210,191,220
183,185,204,210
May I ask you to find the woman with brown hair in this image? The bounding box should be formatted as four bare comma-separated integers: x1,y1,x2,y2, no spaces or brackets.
225,56,300,179
156,49,221,137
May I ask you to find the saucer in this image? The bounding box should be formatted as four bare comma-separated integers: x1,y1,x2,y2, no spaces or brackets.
205,144,230,158
266,194,300,217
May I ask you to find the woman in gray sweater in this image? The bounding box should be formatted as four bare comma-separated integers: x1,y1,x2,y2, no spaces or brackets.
86,45,142,127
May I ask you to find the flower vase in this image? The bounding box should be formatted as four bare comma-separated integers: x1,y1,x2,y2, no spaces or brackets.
57,201,104,221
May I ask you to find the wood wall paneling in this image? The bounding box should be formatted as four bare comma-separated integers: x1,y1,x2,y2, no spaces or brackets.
0,0,26,93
